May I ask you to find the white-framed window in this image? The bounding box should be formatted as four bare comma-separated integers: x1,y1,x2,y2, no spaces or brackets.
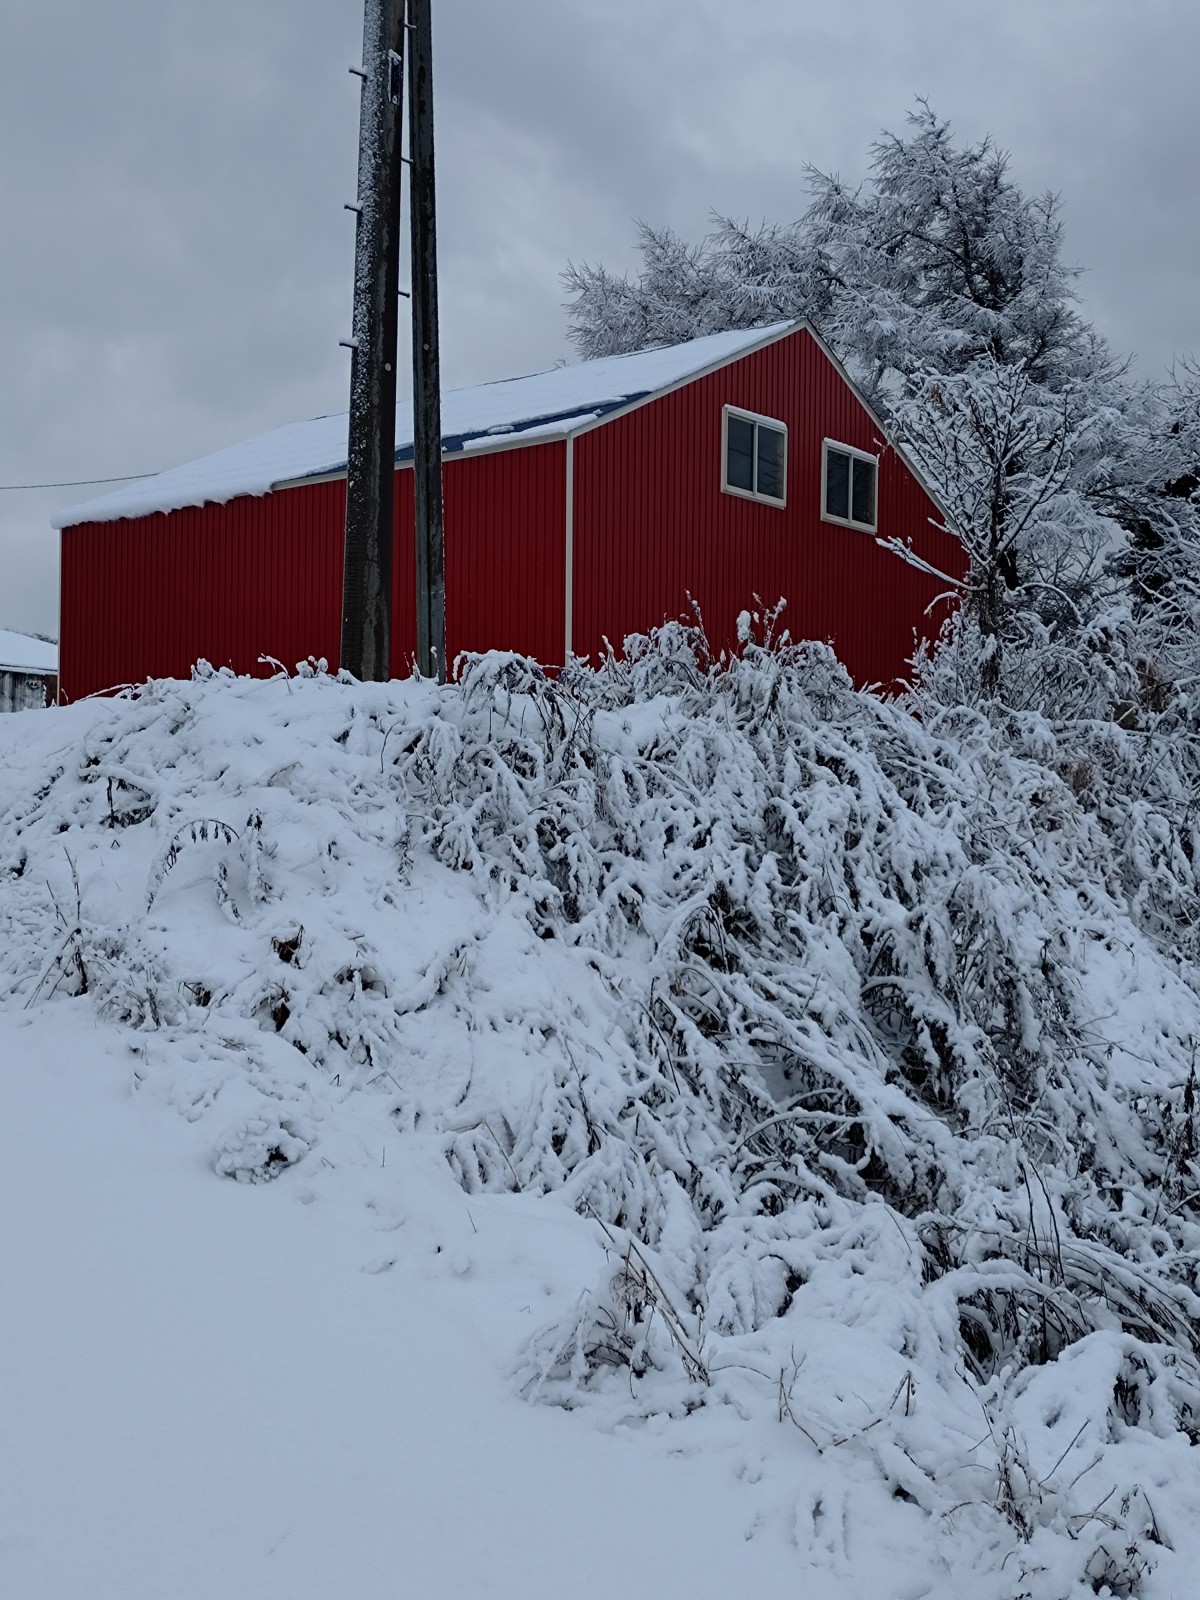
721,405,787,507
822,440,878,532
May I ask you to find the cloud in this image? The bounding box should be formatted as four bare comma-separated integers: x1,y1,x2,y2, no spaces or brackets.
2,0,1196,635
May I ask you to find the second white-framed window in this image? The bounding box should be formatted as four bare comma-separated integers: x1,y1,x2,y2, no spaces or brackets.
822,440,878,532
722,405,787,507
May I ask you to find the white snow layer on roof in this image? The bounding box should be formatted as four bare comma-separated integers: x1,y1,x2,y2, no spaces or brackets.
54,323,795,529
0,630,57,674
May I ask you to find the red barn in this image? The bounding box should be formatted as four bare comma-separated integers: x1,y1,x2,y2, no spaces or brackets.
56,321,962,700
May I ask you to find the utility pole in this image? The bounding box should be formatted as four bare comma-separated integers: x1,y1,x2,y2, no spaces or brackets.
341,0,406,681
407,0,446,682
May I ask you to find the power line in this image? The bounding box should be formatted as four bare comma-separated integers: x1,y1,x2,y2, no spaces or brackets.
0,472,157,492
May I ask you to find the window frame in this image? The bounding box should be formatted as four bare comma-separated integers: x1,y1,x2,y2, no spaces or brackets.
721,404,788,508
821,438,879,533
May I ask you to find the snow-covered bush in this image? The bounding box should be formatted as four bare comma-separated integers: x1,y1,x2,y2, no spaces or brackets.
1,635,1198,1592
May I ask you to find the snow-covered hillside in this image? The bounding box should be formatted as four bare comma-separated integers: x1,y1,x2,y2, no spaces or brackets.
2,629,1198,1599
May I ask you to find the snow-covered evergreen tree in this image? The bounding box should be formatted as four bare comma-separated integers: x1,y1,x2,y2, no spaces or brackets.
565,103,1100,398
566,105,1200,713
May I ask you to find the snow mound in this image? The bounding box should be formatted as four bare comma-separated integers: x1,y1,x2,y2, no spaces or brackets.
1,625,1198,1597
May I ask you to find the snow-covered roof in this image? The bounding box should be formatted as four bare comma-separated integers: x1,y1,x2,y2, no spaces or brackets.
56,323,797,529
0,630,57,675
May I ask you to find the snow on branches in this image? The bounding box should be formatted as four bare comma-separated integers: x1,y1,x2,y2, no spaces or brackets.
566,103,1200,719
564,103,1098,396
1,636,1199,1591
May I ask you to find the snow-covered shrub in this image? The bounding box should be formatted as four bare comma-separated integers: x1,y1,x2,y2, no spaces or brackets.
213,1112,313,1183
2,632,1200,1591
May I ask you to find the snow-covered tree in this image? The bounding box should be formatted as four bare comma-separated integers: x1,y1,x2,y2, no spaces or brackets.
566,102,1101,399
566,105,1199,713
1106,364,1200,685
893,358,1200,702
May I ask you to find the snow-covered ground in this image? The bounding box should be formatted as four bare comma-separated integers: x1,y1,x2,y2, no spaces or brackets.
2,639,1198,1598
3,1009,821,1600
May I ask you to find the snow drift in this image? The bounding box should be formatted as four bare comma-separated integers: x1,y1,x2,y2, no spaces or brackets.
2,624,1198,1598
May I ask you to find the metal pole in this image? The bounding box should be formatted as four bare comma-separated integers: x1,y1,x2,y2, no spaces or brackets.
407,0,446,682
341,0,405,681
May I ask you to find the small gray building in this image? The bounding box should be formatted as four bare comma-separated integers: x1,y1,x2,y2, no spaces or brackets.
0,630,57,712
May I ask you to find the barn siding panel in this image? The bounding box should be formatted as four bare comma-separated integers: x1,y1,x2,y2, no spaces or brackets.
390,440,566,672
572,327,964,688
61,441,566,701
60,480,346,702
61,331,958,699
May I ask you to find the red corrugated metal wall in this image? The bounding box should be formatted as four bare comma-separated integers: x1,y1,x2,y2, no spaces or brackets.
60,480,347,702
572,327,964,688
391,441,566,672
60,442,568,700
60,333,961,699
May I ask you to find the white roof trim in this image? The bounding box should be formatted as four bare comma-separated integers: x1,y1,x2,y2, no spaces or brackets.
55,324,795,529
271,325,807,494
273,420,573,492
55,317,956,542
562,321,802,442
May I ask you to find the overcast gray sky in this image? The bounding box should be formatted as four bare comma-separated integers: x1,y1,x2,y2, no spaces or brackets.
2,0,1197,639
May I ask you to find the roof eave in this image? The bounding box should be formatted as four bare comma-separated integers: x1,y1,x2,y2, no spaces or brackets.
269,423,575,495
562,320,804,443
270,324,807,495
